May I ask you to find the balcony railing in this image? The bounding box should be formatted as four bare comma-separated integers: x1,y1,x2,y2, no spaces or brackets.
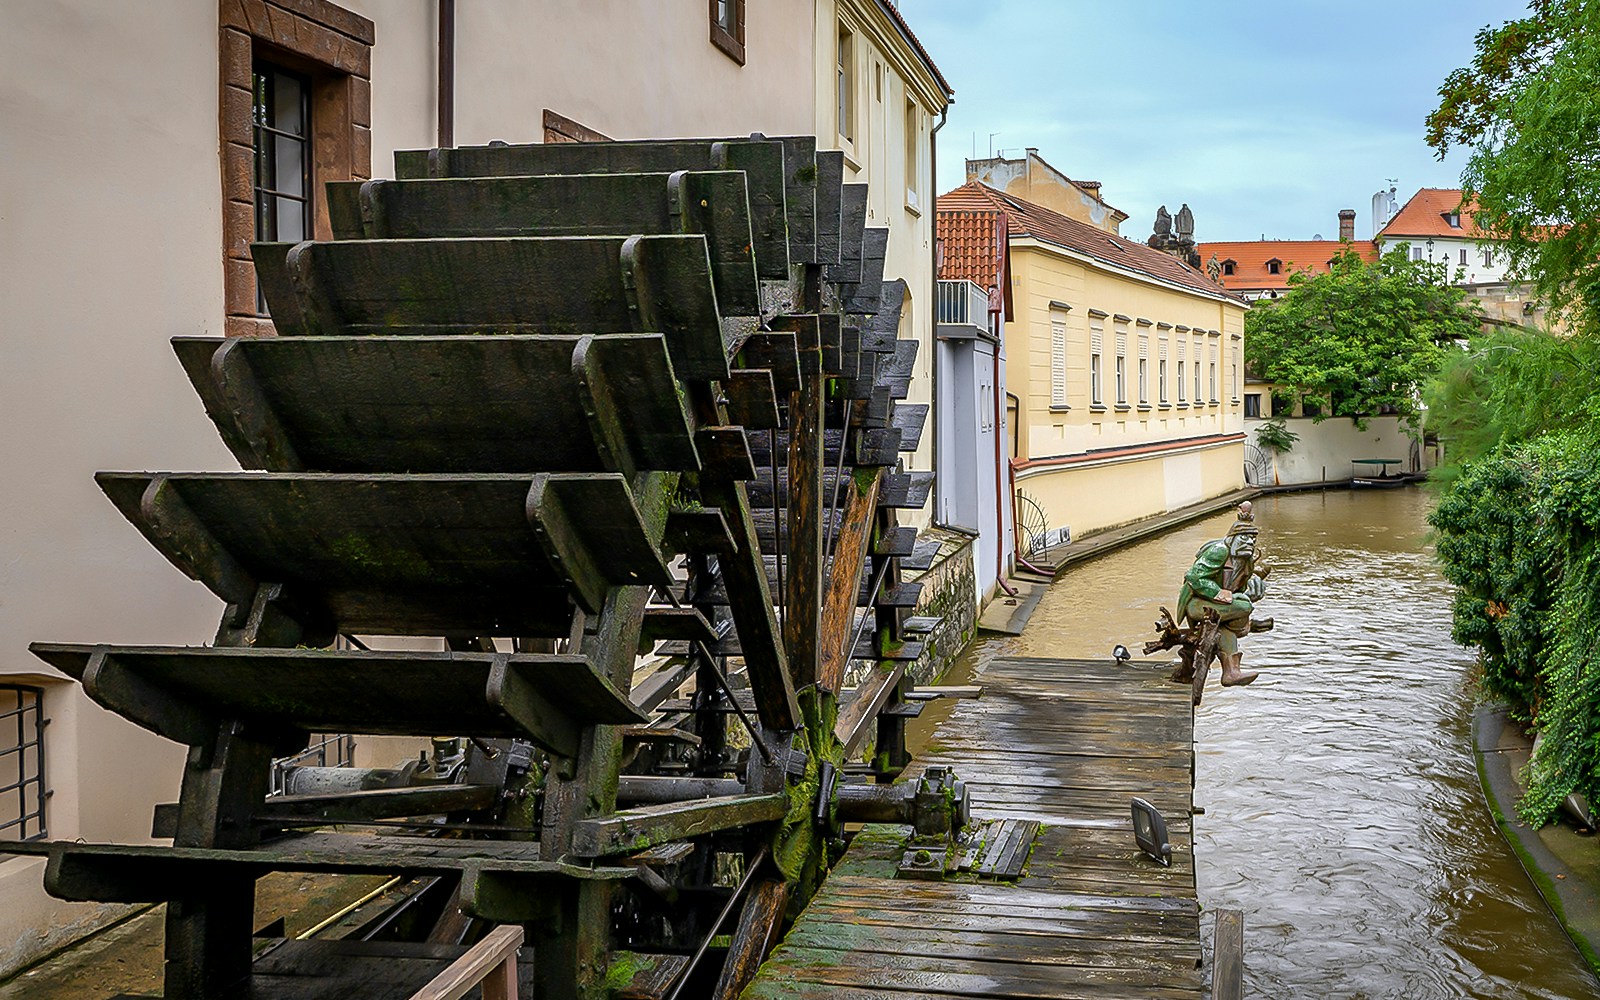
936,280,995,341
937,279,989,325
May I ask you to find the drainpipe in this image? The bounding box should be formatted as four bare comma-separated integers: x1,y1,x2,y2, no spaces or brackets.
437,0,455,148
1005,390,1023,567
993,325,1012,594
929,101,948,524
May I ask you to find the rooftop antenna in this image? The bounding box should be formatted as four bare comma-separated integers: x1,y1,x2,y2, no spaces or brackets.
988,131,1000,158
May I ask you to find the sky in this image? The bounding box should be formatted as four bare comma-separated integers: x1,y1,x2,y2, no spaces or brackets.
900,0,1527,242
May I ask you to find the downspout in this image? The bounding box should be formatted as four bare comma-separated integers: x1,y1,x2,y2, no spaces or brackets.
929,101,948,521
993,322,1013,596
437,0,455,148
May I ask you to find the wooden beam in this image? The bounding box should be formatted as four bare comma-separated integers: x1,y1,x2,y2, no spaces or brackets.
570,793,787,857
1213,909,1244,1000
710,878,790,1000
408,924,523,1000
818,469,881,693
780,317,824,690
834,662,906,759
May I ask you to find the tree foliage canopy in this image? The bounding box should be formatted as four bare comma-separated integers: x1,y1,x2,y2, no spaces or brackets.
1243,248,1471,430
1426,0,1600,330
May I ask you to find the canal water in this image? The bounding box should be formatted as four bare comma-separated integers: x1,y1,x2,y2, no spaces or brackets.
913,488,1600,998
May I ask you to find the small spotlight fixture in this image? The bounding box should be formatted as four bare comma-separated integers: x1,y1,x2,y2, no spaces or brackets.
1112,644,1131,663
1131,797,1172,866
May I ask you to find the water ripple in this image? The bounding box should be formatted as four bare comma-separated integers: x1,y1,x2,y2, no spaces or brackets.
924,488,1599,999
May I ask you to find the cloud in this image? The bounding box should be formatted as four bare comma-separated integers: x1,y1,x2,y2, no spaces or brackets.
912,0,1518,240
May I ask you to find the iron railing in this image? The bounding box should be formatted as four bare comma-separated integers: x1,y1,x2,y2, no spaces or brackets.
1015,490,1051,557
0,685,47,841
936,279,992,333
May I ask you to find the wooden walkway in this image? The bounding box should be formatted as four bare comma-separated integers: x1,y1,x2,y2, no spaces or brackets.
745,656,1202,999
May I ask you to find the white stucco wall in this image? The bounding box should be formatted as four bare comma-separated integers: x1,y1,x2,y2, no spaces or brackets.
1246,414,1422,486
0,0,236,969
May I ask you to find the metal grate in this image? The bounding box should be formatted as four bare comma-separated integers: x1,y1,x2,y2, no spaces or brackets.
0,686,48,841
1014,491,1050,557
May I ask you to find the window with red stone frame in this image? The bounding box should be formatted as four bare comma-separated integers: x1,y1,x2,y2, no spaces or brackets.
220,0,372,337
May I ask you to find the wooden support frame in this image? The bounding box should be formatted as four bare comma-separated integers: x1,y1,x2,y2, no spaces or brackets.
409,923,523,1000
569,792,788,857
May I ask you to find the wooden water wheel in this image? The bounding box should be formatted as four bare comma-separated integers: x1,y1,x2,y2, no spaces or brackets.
10,136,964,999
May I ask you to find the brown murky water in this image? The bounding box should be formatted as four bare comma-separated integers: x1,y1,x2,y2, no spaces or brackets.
913,488,1600,999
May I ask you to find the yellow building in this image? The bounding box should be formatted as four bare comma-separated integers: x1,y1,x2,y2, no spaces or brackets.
939,178,1249,554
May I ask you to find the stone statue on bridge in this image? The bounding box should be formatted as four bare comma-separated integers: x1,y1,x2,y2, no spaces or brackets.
1145,502,1274,703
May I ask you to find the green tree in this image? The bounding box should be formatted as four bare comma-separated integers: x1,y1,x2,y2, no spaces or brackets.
1244,248,1471,430
1426,0,1600,331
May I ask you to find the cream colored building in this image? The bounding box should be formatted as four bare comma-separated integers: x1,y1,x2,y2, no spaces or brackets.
939,174,1248,555
0,0,950,972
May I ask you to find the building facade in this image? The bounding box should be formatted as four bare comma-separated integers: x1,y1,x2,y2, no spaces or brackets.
1375,187,1555,331
1198,210,1378,301
0,0,950,971
939,179,1249,560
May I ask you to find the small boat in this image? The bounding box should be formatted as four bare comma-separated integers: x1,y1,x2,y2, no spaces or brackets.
1352,476,1410,489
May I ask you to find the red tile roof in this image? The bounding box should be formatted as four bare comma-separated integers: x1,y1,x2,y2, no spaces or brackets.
1195,239,1379,292
1377,188,1481,239
936,199,1012,319
937,182,1245,304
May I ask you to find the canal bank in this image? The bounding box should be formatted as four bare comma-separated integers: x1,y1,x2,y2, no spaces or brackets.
929,487,1600,998
1474,704,1600,976
979,486,1261,636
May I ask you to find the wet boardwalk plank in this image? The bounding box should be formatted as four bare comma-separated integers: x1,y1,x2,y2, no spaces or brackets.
746,656,1201,999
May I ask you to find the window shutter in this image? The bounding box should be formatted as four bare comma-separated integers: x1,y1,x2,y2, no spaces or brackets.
1050,318,1067,407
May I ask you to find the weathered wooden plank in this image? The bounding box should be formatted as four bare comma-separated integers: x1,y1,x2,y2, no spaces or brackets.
740,332,801,395
783,344,825,689
748,656,1200,998
176,334,699,475
813,150,844,266
823,184,868,285
94,472,660,637
640,608,718,645
892,404,928,453
29,644,643,758
834,662,906,758
528,472,674,612
780,921,1199,972
695,438,799,732
711,878,790,1000
394,138,791,278
342,171,760,316
409,923,523,1000
841,229,888,315
1213,910,1244,1000
271,236,731,381
878,338,919,400
26,834,633,904
878,472,934,510
570,792,788,857
725,369,782,430
254,785,499,824
819,468,880,693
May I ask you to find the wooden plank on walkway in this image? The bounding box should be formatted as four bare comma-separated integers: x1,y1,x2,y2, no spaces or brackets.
747,656,1204,998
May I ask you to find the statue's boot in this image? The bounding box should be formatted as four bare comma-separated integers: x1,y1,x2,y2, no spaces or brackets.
1219,652,1258,687
1171,648,1195,683
1249,616,1275,633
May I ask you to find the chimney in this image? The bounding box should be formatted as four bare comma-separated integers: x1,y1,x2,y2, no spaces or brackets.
1338,209,1356,242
